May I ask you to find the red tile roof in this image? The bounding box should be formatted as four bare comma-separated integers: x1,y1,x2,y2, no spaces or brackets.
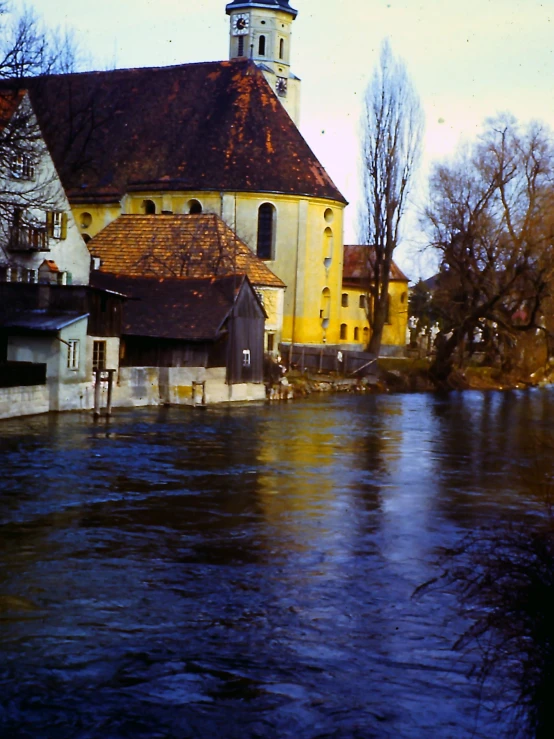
15,60,345,205
88,214,285,289
343,245,409,286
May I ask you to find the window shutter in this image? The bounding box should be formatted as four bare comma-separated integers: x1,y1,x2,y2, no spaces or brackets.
46,211,53,237
61,213,68,240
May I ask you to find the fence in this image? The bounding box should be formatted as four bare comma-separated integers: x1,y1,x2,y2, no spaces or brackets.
280,345,378,377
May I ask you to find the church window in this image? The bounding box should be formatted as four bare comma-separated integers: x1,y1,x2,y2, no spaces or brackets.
257,203,275,260
187,199,202,214
363,327,369,344
238,36,244,56
279,38,285,59
354,327,360,341
320,288,331,324
324,208,334,223
359,294,366,309
340,324,347,340
141,199,156,214
323,227,333,268
80,212,92,229
341,293,349,308
258,35,266,55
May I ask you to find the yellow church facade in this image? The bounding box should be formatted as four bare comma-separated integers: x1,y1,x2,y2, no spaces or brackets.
72,188,346,350
23,0,407,358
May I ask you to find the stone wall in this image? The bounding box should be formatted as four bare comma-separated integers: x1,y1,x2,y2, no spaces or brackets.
0,385,49,420
0,367,266,421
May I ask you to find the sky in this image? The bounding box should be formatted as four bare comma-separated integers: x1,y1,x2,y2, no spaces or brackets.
25,0,554,278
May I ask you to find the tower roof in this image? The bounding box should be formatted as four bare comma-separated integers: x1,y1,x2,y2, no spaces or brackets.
225,1,298,19
10,59,344,204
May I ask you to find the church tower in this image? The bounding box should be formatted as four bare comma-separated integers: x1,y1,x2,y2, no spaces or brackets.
225,0,301,124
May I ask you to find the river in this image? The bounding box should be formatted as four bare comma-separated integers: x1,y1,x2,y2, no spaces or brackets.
1,389,552,738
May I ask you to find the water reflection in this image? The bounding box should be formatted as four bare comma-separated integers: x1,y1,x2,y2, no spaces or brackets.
1,391,553,737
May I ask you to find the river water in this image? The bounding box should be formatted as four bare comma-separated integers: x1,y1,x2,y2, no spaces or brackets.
1,390,552,738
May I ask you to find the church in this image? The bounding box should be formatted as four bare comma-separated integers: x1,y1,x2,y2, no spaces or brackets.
7,0,408,356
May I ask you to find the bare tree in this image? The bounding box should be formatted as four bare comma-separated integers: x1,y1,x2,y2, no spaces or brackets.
359,39,423,355
0,3,83,79
424,115,554,388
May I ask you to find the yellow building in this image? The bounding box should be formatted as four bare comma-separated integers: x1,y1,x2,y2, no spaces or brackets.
340,245,409,354
19,0,408,357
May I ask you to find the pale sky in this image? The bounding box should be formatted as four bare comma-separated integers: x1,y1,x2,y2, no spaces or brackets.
27,0,554,278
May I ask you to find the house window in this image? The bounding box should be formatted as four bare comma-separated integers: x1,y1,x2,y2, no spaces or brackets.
340,324,347,340
341,293,349,307
93,340,107,372
67,340,80,370
354,327,360,341
257,203,275,260
258,35,266,55
11,154,35,180
242,349,251,367
46,211,67,240
52,212,63,239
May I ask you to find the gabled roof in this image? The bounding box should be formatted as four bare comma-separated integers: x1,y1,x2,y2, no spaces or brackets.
343,245,409,285
88,214,285,288
90,272,257,341
15,60,344,204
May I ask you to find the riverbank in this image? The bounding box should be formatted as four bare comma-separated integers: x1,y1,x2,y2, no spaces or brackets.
277,357,554,398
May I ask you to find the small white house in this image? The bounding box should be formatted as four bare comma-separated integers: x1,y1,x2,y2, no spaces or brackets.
0,89,90,286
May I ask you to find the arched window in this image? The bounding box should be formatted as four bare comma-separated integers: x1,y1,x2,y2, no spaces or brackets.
257,203,275,260
141,199,156,215
258,35,266,55
323,227,333,268
341,293,349,308
363,327,370,345
279,38,285,59
354,327,360,341
340,324,347,340
187,199,202,214
320,288,331,327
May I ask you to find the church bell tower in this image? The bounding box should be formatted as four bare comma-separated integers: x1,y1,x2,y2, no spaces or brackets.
225,0,301,125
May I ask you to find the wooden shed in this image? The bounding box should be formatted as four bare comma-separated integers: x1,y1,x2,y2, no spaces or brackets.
91,272,267,385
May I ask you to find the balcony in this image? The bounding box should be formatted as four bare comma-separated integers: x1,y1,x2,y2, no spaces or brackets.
8,226,49,252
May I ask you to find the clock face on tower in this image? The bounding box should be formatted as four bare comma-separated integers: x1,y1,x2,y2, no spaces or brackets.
276,77,288,97
231,13,250,35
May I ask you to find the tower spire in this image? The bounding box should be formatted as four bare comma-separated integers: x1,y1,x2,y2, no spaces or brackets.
225,0,301,124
